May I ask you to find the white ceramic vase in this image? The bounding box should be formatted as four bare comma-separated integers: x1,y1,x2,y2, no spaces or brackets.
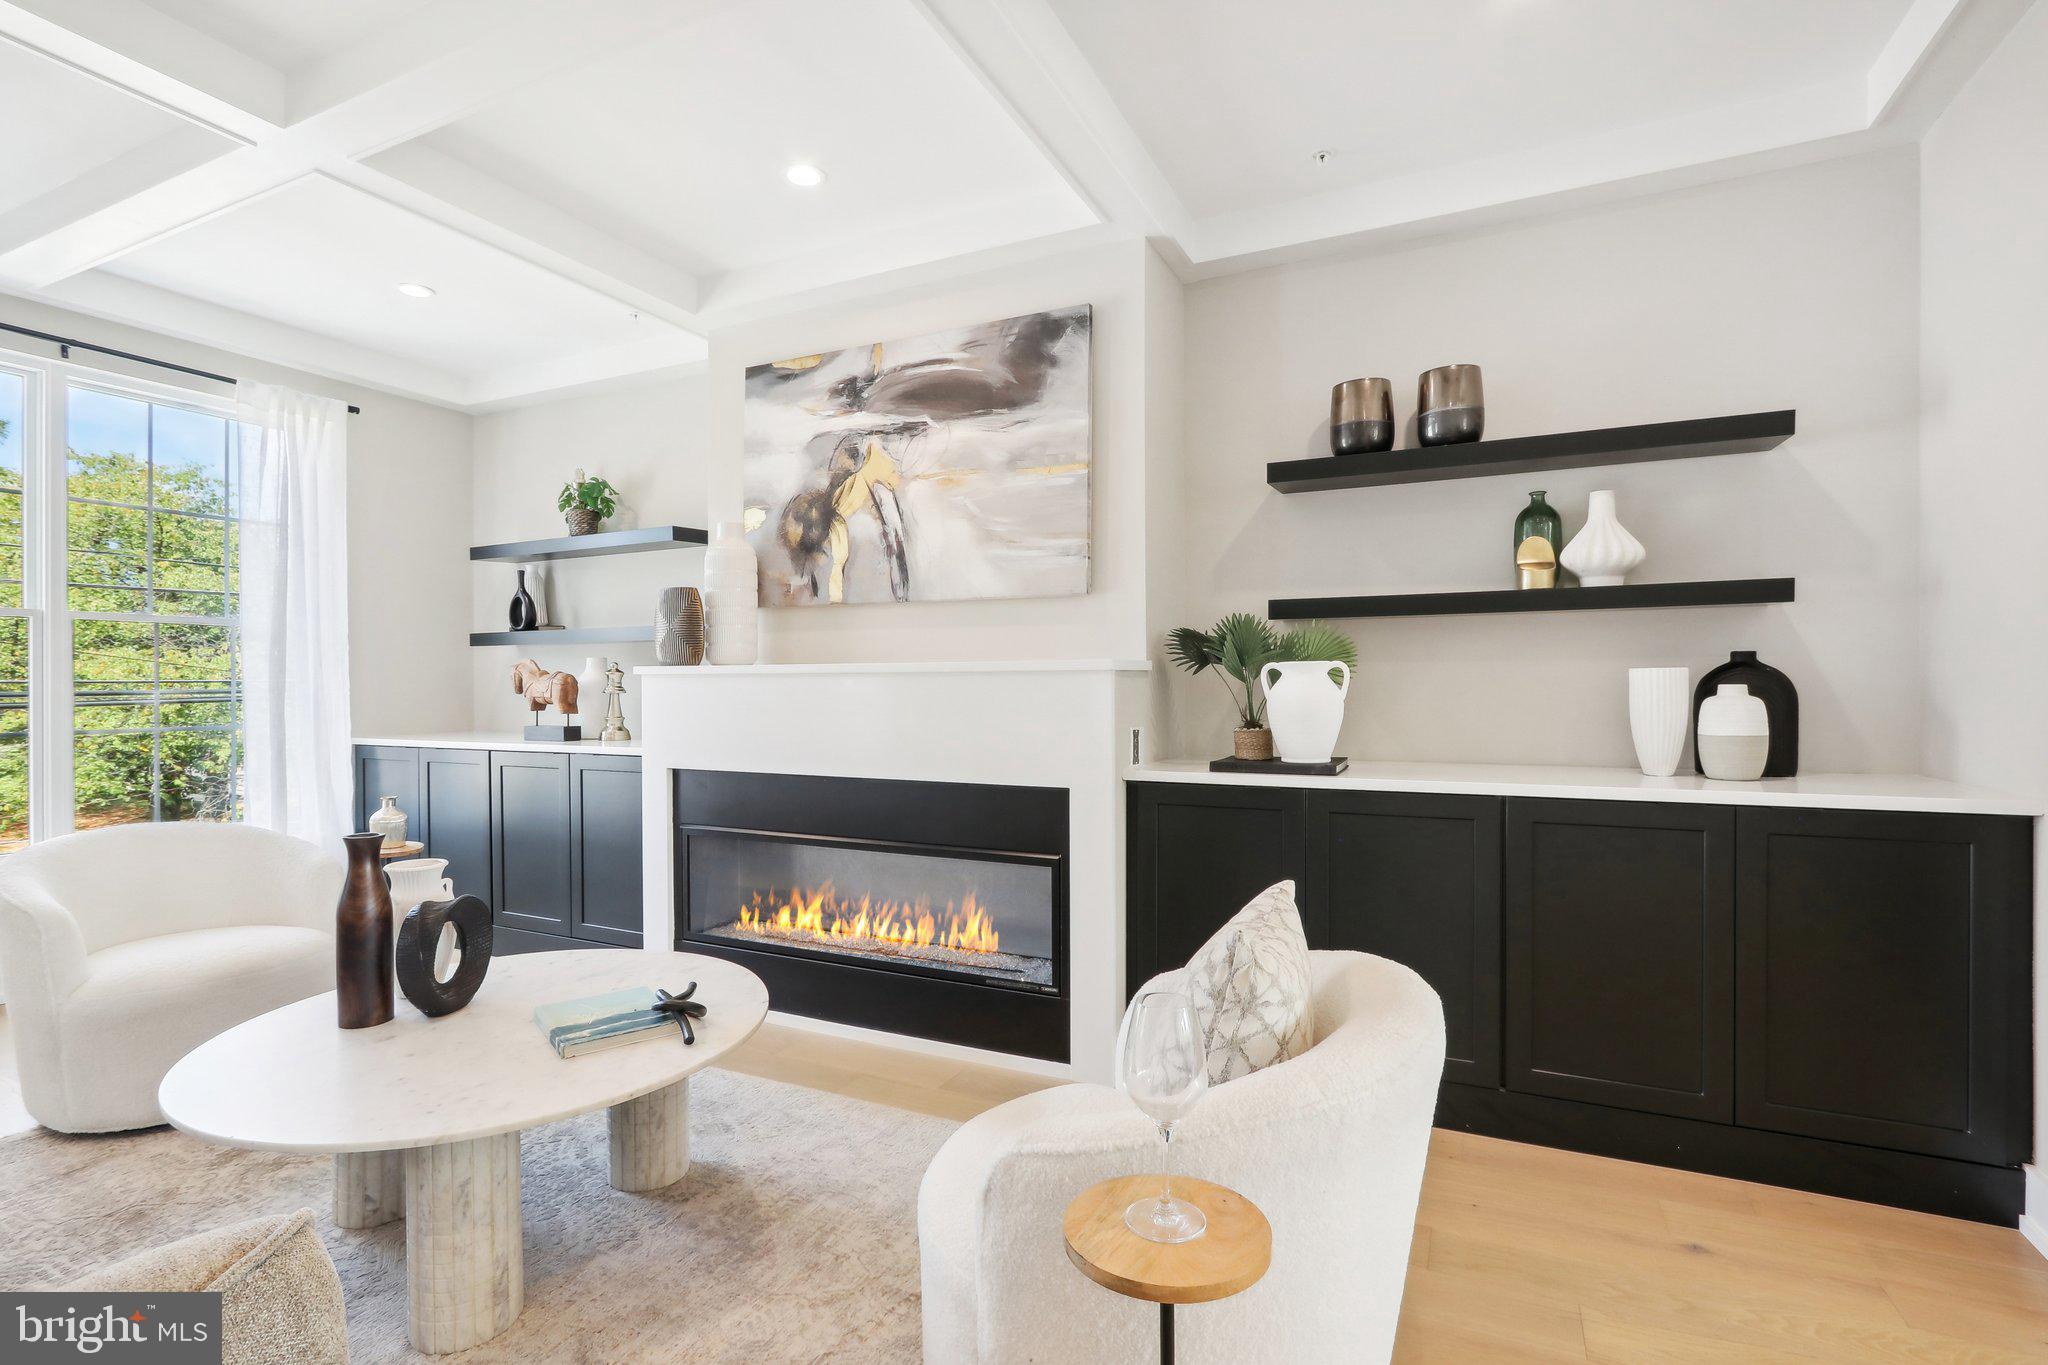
1559,489,1645,587
1260,660,1350,764
1627,667,1689,777
524,563,553,627
1698,683,1771,781
704,520,759,666
575,656,608,724
384,857,458,978
367,795,407,848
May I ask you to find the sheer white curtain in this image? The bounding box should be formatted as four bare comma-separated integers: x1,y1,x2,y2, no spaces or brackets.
236,382,352,847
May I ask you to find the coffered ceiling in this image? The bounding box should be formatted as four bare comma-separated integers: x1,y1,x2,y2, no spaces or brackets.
0,0,2031,411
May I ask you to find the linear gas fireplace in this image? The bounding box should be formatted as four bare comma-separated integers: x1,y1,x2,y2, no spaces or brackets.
674,769,1068,1061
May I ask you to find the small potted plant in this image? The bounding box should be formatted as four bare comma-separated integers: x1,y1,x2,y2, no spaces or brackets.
557,469,618,536
1167,614,1358,761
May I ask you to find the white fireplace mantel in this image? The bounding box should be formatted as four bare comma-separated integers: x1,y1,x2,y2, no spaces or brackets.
637,659,1150,1083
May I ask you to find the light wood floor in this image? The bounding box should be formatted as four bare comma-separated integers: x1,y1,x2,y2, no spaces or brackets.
726,1021,2048,1363
7,1010,2046,1360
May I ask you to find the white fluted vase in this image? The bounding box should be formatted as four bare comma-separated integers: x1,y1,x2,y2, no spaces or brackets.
1627,667,1689,777
703,521,759,665
1560,489,1645,587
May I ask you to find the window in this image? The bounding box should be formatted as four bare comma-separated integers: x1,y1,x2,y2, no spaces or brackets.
0,351,243,850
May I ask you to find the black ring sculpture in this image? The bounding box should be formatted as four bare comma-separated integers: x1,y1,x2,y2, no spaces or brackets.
395,894,494,1017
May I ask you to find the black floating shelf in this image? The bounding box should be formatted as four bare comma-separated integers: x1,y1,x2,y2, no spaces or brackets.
469,525,707,562
468,625,656,647
1267,410,1794,493
1270,578,1795,620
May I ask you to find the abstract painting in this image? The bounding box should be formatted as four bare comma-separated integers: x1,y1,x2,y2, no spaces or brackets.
742,305,1092,606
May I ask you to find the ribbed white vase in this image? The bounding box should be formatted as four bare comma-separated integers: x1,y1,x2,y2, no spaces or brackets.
1560,489,1645,587
703,521,759,666
1627,667,1689,777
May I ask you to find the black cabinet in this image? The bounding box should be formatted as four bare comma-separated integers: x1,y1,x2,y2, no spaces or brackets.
353,746,421,839
490,750,574,939
1735,807,2030,1165
1125,783,1306,996
418,747,492,910
1505,799,1734,1122
569,754,644,947
1310,791,1501,1087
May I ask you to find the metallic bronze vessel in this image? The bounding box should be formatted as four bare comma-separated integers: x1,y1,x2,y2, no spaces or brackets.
1330,377,1394,455
1418,364,1485,445
336,832,395,1029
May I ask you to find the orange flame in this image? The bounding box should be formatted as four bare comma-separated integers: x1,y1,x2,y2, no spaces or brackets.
737,883,1000,955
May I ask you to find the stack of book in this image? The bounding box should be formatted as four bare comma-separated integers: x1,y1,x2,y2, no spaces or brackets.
533,987,677,1058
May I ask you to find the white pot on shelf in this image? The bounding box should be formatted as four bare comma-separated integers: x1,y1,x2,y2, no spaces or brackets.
703,520,759,665
575,657,608,725
1627,667,1689,777
1260,660,1350,764
1697,683,1771,781
1559,489,1645,587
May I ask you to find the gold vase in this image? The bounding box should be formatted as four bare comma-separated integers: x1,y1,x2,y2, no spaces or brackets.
1233,727,1274,761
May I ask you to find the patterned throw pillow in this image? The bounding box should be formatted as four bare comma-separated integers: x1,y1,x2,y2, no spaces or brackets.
1183,880,1315,1084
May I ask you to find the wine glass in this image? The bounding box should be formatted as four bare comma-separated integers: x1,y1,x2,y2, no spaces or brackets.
1120,988,1210,1243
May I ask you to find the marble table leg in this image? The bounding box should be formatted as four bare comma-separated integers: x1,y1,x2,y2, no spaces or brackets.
608,1078,690,1192
406,1131,522,1355
334,1149,407,1229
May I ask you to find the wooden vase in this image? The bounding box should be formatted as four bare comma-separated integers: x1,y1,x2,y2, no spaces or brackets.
336,832,395,1029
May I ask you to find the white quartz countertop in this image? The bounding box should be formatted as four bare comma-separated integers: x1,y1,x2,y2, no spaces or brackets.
356,732,643,757
1127,760,2040,817
636,658,1150,677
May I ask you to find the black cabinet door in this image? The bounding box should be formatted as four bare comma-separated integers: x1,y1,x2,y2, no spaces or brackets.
1126,784,1307,997
1506,798,1735,1121
569,754,643,947
353,745,420,838
1311,791,1502,1087
490,750,573,939
1735,807,2031,1165
419,748,492,911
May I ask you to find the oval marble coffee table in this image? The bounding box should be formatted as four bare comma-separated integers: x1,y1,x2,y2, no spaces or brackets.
159,949,768,1355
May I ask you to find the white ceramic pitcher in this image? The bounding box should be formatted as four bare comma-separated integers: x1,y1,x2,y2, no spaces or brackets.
384,857,458,978
1261,660,1351,764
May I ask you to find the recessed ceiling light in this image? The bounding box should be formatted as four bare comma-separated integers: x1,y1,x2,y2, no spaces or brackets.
784,163,826,188
396,282,436,298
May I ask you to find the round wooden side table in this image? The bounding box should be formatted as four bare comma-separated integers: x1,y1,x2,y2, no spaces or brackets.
377,840,424,861
1063,1174,1271,1363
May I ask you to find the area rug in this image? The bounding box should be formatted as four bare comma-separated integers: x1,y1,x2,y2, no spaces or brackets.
0,1069,956,1363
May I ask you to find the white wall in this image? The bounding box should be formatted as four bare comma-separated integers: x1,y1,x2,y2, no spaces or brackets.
1916,1,2048,1169
1171,149,1924,771
468,376,711,738
0,292,473,739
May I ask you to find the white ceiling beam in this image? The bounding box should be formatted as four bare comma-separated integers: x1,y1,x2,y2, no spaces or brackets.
0,0,282,135
0,125,227,258
350,144,704,322
1865,0,2037,132
912,0,1192,259
1868,0,1970,124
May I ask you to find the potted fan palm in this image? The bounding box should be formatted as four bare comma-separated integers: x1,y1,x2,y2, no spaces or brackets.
557,469,619,536
1167,614,1358,761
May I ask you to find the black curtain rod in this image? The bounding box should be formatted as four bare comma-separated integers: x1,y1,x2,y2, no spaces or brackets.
0,322,361,414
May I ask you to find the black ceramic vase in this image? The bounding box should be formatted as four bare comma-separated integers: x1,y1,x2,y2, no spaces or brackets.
509,569,538,631
1692,650,1798,777
335,833,394,1029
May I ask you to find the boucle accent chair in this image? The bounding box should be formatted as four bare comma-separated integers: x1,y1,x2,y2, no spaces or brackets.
918,950,1445,1364
0,822,342,1133
70,1208,348,1365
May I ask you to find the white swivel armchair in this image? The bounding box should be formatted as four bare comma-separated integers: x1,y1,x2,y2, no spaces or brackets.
918,951,1444,1364
0,823,342,1133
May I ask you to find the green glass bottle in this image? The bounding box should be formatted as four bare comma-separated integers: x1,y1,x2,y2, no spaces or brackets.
1513,490,1563,589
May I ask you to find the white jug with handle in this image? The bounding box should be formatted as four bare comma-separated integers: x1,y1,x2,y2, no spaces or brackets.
1261,660,1351,764
384,858,459,978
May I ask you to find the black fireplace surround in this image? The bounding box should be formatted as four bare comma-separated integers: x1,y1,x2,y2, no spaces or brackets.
674,769,1070,1062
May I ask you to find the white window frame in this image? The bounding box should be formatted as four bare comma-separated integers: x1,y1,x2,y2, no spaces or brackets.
2,344,242,844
